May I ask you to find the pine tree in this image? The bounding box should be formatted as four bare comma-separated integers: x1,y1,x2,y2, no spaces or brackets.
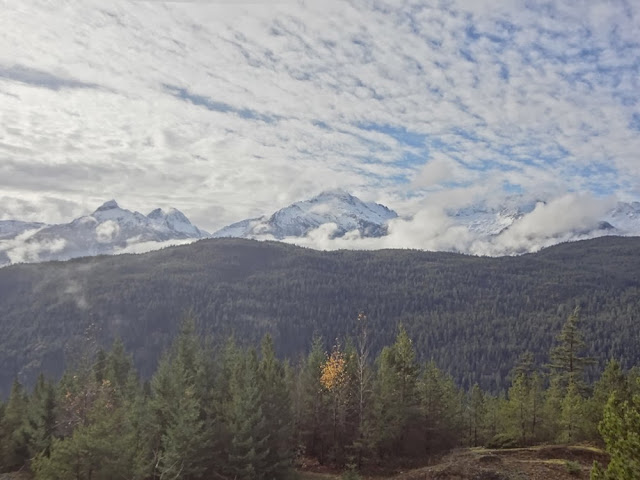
506,372,532,445
0,379,30,472
227,350,271,480
541,376,564,442
372,326,420,458
32,379,136,480
352,312,372,467
24,374,57,460
469,384,487,447
150,316,215,480
549,307,593,390
259,334,294,478
560,380,584,443
158,384,211,480
591,390,640,479
586,359,630,441
420,361,462,454
298,336,330,464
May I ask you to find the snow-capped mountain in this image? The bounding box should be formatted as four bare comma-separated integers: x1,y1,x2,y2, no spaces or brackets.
448,201,539,236
604,201,640,235
448,198,632,239
213,189,398,239
0,201,209,267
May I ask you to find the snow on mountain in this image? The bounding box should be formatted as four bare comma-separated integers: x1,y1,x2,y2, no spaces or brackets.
448,202,538,236
0,220,47,239
0,201,209,267
604,201,640,234
213,189,398,240
2,194,639,266
147,207,209,238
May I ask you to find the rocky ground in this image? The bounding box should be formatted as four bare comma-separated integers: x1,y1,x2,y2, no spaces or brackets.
299,445,609,480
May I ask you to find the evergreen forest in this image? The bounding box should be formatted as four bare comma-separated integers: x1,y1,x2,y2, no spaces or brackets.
1,236,640,398
1,309,640,479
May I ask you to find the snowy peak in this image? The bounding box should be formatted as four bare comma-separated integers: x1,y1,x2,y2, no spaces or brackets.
213,190,398,240
147,207,208,237
0,201,210,267
95,199,120,212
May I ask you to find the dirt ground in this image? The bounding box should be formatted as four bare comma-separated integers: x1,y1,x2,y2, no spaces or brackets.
299,445,609,480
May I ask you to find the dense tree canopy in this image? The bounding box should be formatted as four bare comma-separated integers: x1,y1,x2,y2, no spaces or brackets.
1,236,640,398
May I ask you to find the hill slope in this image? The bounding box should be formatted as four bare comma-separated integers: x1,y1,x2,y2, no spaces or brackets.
0,236,639,397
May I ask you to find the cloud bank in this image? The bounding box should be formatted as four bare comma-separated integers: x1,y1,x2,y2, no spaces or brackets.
0,0,639,235
275,193,620,256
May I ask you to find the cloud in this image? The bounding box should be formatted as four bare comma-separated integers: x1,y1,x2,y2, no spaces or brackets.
469,193,617,255
276,192,619,256
0,0,639,234
113,236,198,255
95,220,120,243
0,228,66,265
63,280,89,310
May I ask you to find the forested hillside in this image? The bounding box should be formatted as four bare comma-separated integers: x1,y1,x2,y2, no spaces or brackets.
1,313,639,479
1,236,640,397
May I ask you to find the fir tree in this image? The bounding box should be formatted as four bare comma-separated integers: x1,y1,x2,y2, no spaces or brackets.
227,350,271,480
591,389,640,479
24,374,57,460
259,334,294,478
549,307,593,390
469,384,487,447
0,379,30,472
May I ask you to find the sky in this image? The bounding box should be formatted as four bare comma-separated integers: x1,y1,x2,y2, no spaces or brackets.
1,0,640,235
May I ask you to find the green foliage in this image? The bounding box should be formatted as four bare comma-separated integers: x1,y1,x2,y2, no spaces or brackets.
4,299,640,478
227,350,270,480
32,379,136,480
565,460,581,476
3,237,640,396
560,380,585,443
591,388,640,479
486,433,519,449
420,361,463,453
549,307,593,391
341,464,361,480
150,316,216,480
0,379,29,471
585,358,630,441
372,326,421,457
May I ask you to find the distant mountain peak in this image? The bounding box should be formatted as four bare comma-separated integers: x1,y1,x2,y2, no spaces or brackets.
95,200,120,212
213,190,397,240
0,200,210,267
147,208,165,219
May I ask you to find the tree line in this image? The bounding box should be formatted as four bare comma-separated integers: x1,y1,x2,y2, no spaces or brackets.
2,236,640,398
1,308,639,479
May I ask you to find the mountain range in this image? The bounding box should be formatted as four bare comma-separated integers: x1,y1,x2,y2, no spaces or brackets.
1,191,640,266
0,200,209,267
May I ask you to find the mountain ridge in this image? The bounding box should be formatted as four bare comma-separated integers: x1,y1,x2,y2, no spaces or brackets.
0,235,639,397
213,189,398,239
2,192,640,266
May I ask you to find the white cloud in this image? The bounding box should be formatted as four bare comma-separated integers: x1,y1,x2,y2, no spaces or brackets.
113,236,198,255
0,228,66,264
95,220,119,243
277,192,619,256
0,0,638,235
